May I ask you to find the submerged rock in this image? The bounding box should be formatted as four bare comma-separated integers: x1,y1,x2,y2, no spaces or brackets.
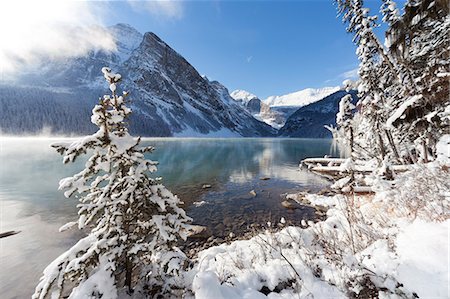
193,201,207,207
281,200,301,210
187,225,211,239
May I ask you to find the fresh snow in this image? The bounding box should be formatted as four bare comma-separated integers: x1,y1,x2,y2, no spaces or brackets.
436,134,450,161
187,183,449,299
386,95,422,129
230,89,259,104
109,23,143,63
263,86,340,107
394,219,449,298
187,220,449,298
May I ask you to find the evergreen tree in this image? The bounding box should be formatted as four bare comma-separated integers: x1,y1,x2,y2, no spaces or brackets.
384,0,450,161
335,0,397,162
33,67,192,299
335,0,449,164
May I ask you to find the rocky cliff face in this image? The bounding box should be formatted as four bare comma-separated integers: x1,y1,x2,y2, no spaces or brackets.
278,90,358,138
0,24,275,137
230,90,261,114
230,90,285,129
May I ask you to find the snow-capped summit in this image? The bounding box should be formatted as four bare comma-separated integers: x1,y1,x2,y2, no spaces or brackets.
230,89,263,115
230,90,258,104
108,23,143,62
264,86,341,107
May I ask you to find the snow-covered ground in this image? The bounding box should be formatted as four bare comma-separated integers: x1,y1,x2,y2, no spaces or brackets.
187,218,448,298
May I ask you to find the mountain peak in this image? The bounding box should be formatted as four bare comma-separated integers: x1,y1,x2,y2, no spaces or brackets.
143,32,164,43
1,25,275,137
109,23,143,62
140,32,178,57
111,23,139,32
230,90,259,103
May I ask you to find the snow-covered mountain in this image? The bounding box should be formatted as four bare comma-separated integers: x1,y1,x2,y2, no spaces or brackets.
232,87,344,130
231,89,285,129
264,86,341,107
278,90,358,138
109,23,143,63
0,24,275,137
230,90,263,114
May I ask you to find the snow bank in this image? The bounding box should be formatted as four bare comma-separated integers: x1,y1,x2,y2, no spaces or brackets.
395,219,449,298
436,134,450,161
188,226,346,299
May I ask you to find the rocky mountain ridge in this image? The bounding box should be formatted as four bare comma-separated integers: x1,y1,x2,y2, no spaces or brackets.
278,90,358,138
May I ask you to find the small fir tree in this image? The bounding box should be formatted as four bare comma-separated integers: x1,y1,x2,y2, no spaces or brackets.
33,67,192,299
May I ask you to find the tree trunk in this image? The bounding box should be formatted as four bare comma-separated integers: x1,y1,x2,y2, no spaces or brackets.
349,126,354,155
385,129,402,163
422,139,428,163
124,211,133,294
377,132,386,160
125,255,132,293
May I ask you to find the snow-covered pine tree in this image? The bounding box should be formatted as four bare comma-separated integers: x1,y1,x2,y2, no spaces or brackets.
335,0,398,162
334,0,449,169
384,0,450,161
33,67,192,299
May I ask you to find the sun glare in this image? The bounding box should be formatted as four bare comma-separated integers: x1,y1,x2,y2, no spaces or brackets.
0,0,115,74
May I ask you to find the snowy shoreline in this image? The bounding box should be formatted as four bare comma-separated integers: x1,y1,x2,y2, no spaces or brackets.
180,141,450,298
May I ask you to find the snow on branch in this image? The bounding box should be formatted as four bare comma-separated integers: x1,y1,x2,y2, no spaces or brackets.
386,95,422,129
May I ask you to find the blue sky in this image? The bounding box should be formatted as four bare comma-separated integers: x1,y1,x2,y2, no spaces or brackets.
1,0,393,99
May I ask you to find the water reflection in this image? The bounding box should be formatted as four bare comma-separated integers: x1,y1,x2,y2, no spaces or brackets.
0,137,338,298
151,138,339,190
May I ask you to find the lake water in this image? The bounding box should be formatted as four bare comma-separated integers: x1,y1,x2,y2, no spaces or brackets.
0,137,339,298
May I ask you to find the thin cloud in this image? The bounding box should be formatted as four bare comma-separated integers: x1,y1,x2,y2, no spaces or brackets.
323,67,359,86
339,67,359,80
127,0,184,19
0,0,116,75
246,56,253,63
